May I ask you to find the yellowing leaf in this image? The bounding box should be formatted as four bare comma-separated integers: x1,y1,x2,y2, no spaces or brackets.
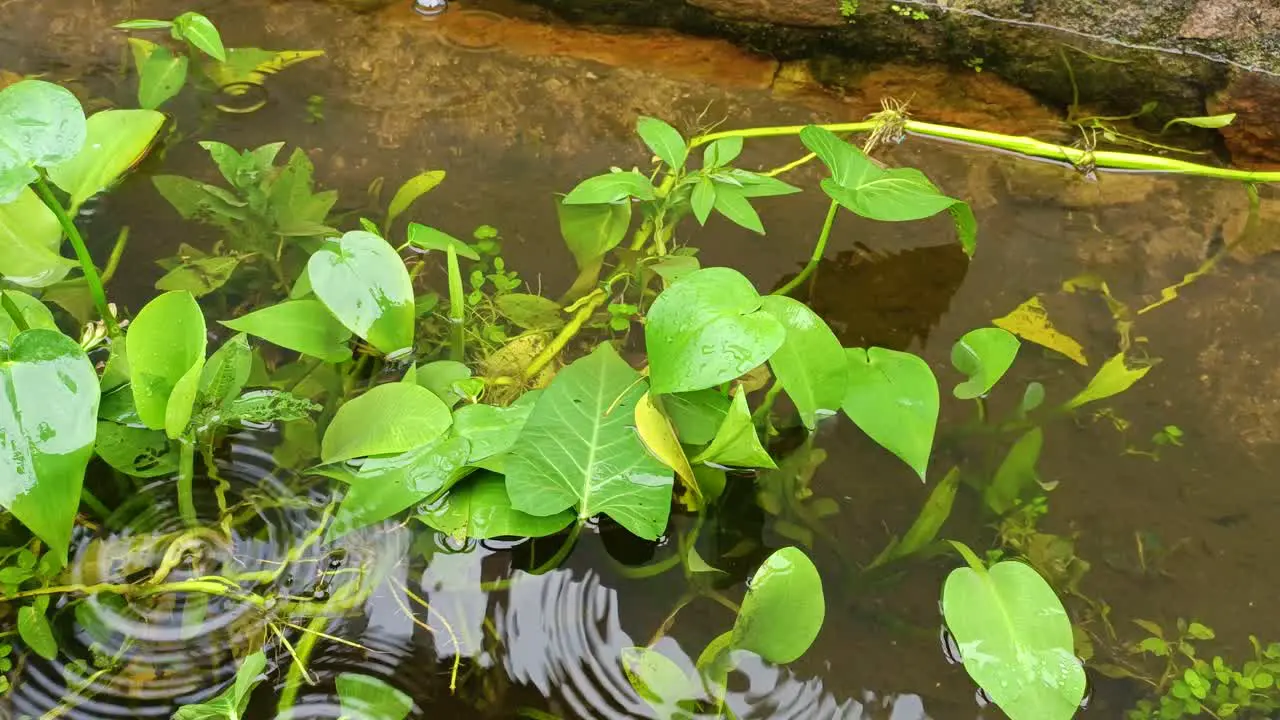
634,391,700,510
993,297,1087,366
1064,353,1151,410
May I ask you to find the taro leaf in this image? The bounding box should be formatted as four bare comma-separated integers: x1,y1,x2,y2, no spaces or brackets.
941,546,1086,720
985,427,1044,515
18,598,56,660
993,297,1087,366
562,170,655,204
496,293,564,331
635,391,699,505
405,222,479,261
951,327,1020,400
221,299,352,363
95,421,178,478
637,116,687,170
322,436,470,539
1163,113,1235,132
556,200,631,269
307,231,415,356
0,329,99,564
171,650,267,720
336,673,413,720
47,109,165,210
645,267,784,395
418,472,573,542
842,347,938,481
800,125,976,255
450,402,533,464
759,295,847,429
621,646,702,718
156,255,241,297
0,188,76,288
504,343,674,540
703,136,743,168
1064,353,1150,410
654,390,728,446
0,80,87,170
731,546,825,663
0,290,57,341
869,466,960,569
198,333,252,412
126,291,206,437
416,360,472,408
385,170,445,233
320,383,452,463
131,40,189,110
690,391,775,469
173,12,226,61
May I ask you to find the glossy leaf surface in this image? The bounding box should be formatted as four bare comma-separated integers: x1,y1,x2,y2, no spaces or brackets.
645,267,784,394
760,295,847,428
320,383,452,463
505,343,673,540
0,188,75,287
0,80,86,172
731,547,825,663
308,231,415,356
637,116,687,170
386,170,445,232
842,347,938,481
951,327,1020,399
323,436,470,538
691,391,775,469
418,472,574,542
127,291,206,435
47,109,164,209
0,290,57,341
221,299,353,363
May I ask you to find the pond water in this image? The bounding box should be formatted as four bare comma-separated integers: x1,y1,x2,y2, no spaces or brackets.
2,0,1280,718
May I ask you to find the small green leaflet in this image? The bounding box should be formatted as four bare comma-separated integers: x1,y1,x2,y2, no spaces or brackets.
336,673,414,720
385,169,445,233
221,299,353,363
18,597,57,660
690,391,775,469
562,170,656,204
172,12,226,61
636,116,688,170
1064,353,1150,410
171,651,268,720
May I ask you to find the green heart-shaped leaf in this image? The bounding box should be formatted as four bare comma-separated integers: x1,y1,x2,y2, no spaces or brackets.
731,546,825,663
759,295,847,428
320,382,452,463
308,231,415,356
126,291,206,437
842,347,938,481
951,327,1020,399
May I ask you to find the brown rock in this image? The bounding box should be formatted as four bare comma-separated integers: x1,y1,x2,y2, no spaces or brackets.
1180,0,1280,41
685,0,844,28
1208,71,1280,168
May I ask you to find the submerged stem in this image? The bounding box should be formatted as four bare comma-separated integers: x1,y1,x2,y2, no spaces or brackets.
31,177,120,337
773,199,838,297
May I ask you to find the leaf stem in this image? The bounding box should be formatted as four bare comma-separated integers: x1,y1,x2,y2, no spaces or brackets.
522,291,606,380
689,121,1280,183
447,245,465,362
772,199,838,297
31,177,120,337
177,438,198,528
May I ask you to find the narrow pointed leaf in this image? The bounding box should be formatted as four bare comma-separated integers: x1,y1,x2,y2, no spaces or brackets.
405,223,479,260
1064,353,1150,410
173,12,226,61
985,427,1043,514
385,170,445,232
712,184,764,234
635,391,700,504
221,299,353,363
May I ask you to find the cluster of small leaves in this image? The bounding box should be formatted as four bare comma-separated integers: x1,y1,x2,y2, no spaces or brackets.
1127,621,1280,720
0,546,66,663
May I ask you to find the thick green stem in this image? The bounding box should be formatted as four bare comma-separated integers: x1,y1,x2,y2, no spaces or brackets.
773,199,838,297
523,291,606,380
690,121,1280,183
276,614,329,714
31,177,120,337
177,438,197,528
446,245,465,362
0,292,29,332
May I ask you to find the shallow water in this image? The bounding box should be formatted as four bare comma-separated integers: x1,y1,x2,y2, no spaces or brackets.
2,0,1280,718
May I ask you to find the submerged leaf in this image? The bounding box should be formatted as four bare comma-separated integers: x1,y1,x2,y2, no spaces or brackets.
951,327,1020,399
47,108,164,209
993,297,1087,366
505,343,673,540
984,428,1043,515
418,472,573,542
0,330,99,565
18,601,56,660
645,267,784,395
870,466,961,568
336,673,414,720
621,646,702,718
941,553,1086,720
320,383,452,463
732,547,825,663
1064,353,1150,410
131,40,189,110
325,436,470,539
842,347,938,481
156,255,241,297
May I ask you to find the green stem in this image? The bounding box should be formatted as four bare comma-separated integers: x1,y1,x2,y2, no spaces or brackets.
523,291,606,380
79,488,111,519
177,438,197,528
31,177,120,337
447,245,465,362
773,199,838,297
101,226,128,284
0,292,29,332
750,380,784,425
1,579,266,608
276,614,328,714
529,519,583,575
690,121,1280,183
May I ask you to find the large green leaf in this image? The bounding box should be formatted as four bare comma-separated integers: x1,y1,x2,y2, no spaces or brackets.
731,547,825,663
0,330,98,564
307,231,415,356
322,436,470,538
450,402,534,464
645,267,784,395
942,548,1086,720
0,187,76,287
337,673,413,720
0,80,86,171
126,291,206,436
418,472,574,542
800,125,976,255
320,383,452,464
690,391,775,469
0,290,57,341
172,651,267,720
47,109,164,210
842,347,938,481
220,299,352,362
556,201,631,270
759,296,847,429
636,116,687,170
505,343,673,540
951,327,1020,400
